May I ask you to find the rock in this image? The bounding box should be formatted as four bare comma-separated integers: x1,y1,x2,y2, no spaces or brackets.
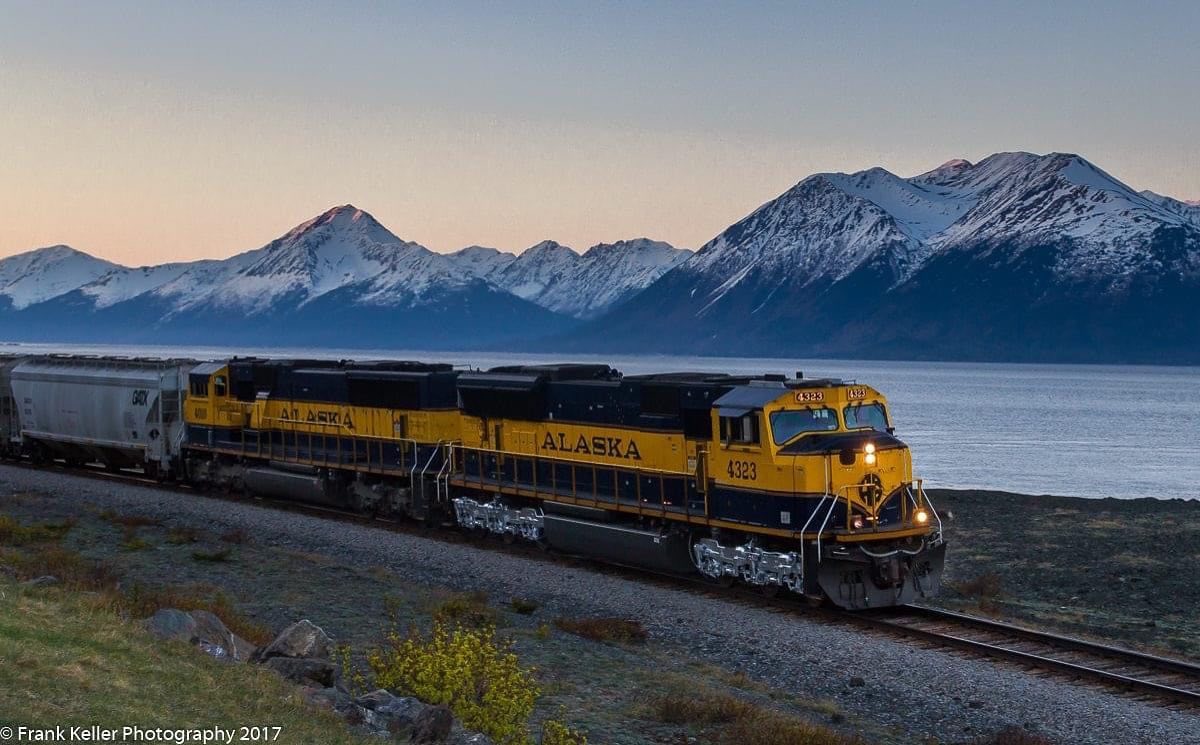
412,704,454,743
353,690,425,738
190,610,256,662
306,686,354,714
354,689,400,711
848,676,866,687
143,609,254,662
21,575,59,587
454,734,493,745
259,619,331,661
968,700,985,709
145,608,198,641
263,656,340,687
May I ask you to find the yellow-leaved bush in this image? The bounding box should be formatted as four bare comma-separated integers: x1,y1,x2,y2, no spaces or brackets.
367,622,539,745
540,717,588,745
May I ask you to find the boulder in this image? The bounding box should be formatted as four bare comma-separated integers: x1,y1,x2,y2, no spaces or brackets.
352,690,425,737
263,656,340,687
259,619,331,661
190,610,256,662
143,609,255,662
412,705,454,744
145,609,197,642
305,686,355,714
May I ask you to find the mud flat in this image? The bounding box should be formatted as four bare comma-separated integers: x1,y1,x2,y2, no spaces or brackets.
927,488,1200,659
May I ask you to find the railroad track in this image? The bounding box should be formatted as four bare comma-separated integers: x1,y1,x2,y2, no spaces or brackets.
5,459,1199,710
851,606,1200,709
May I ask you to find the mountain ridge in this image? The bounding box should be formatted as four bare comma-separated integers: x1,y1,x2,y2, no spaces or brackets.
2,152,1197,363
546,151,1200,363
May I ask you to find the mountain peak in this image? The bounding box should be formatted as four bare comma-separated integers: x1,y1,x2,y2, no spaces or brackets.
0,244,119,309
521,240,578,256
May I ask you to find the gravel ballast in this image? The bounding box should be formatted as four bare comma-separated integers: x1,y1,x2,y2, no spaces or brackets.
2,465,1196,745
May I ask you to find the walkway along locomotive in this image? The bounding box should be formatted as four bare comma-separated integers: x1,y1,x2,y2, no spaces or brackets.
5,355,946,610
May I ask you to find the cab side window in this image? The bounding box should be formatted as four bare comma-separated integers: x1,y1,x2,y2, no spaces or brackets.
214,375,228,397
719,414,760,446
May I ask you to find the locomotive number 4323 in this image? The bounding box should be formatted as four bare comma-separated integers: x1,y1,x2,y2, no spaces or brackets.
727,459,757,480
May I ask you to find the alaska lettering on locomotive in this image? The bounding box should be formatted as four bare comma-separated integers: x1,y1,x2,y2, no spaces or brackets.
278,407,356,431
541,432,642,460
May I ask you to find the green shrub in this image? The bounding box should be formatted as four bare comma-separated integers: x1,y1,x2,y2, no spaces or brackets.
367,621,538,745
540,718,587,745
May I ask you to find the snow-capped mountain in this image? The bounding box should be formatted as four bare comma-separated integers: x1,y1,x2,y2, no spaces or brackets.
0,245,117,309
0,205,685,347
0,206,574,348
447,246,517,279
561,152,1200,363
462,238,690,318
3,154,1197,362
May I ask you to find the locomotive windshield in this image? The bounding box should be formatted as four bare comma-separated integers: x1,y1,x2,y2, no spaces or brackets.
769,407,838,444
844,402,889,431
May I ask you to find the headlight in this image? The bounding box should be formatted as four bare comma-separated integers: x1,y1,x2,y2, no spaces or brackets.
851,516,865,530
915,509,929,525
864,452,877,465
864,443,876,454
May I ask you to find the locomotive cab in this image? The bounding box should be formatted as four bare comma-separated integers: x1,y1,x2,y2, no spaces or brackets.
697,379,945,608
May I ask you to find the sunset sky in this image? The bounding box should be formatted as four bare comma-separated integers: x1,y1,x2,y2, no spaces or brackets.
2,0,1197,265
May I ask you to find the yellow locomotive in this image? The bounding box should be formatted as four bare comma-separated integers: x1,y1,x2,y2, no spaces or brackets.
182,359,945,609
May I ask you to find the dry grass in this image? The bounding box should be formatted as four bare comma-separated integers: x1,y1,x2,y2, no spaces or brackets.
972,727,1056,745
220,527,251,545
165,526,202,545
510,597,539,615
1,544,119,589
117,583,272,646
0,514,269,646
430,590,497,628
553,617,647,643
120,525,152,551
99,509,162,529
191,547,233,563
0,578,371,743
647,691,857,745
954,571,1005,612
0,513,76,545
651,692,758,724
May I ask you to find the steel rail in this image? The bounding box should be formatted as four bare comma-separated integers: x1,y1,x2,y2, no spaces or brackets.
850,607,1200,708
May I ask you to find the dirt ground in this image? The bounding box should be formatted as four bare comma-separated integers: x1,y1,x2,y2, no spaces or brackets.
927,488,1200,658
